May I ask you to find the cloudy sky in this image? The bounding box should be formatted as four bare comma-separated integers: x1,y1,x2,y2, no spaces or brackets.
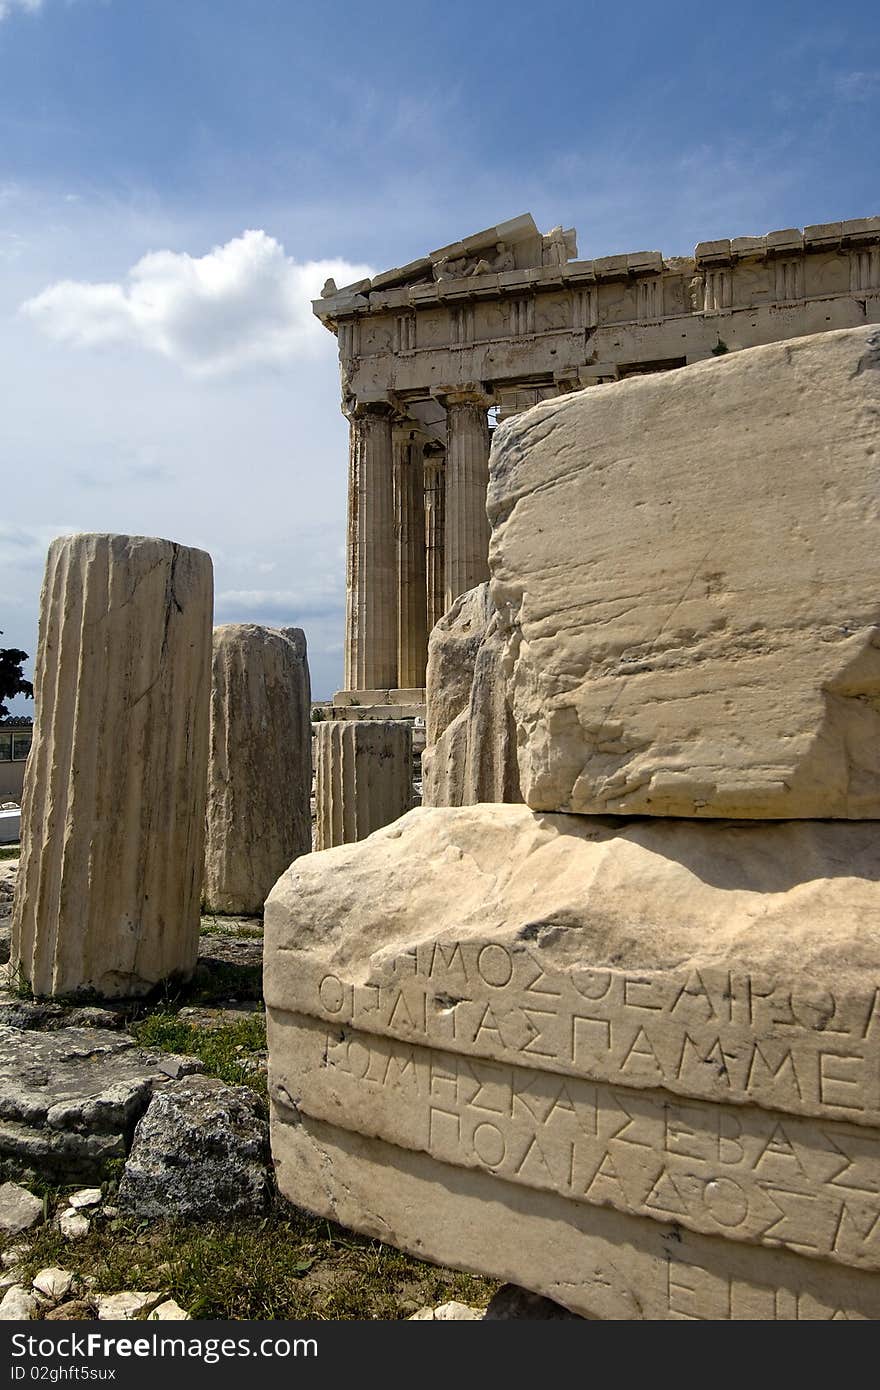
2,0,878,705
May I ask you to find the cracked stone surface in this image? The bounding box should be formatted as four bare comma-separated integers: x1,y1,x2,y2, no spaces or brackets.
0,1026,202,1183
488,324,880,817
118,1075,271,1221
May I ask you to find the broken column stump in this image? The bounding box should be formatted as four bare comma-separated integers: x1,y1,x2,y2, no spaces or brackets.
314,720,411,849
12,533,213,998
203,624,311,915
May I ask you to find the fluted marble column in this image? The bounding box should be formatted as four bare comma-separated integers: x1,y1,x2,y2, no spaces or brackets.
344,403,397,692
424,444,446,634
443,391,491,610
12,533,213,998
203,624,312,915
393,431,428,690
315,720,412,849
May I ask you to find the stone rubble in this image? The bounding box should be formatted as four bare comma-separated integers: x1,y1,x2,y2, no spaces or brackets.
0,1285,38,1320
0,1180,43,1235
96,1291,165,1321
148,1299,191,1321
68,1188,102,1209
409,1301,484,1320
32,1268,73,1300
0,1026,203,1184
118,1075,271,1221
58,1210,90,1241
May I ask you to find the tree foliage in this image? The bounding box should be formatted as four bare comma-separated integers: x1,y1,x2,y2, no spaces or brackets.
0,631,33,720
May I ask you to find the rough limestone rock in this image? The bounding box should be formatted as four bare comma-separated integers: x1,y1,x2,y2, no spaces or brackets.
203,624,311,915
422,707,470,809
425,584,495,748
315,721,412,849
96,1291,163,1321
33,1268,73,1300
0,1285,37,1320
68,1188,102,1209
461,606,521,806
487,326,880,818
12,533,213,997
0,1181,42,1235
409,1301,484,1320
118,1075,271,1221
422,583,521,809
58,1211,89,1241
265,804,880,1320
148,1299,191,1320
0,1026,202,1184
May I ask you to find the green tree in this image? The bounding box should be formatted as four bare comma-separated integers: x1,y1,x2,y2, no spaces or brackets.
0,632,33,720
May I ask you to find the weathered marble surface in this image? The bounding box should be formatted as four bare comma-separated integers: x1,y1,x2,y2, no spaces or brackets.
12,534,213,997
265,804,880,1318
487,326,880,818
0,1026,202,1183
314,720,411,849
203,624,311,915
422,583,520,808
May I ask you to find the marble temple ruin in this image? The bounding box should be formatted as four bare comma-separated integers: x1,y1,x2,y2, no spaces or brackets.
3,210,880,1324
314,212,880,714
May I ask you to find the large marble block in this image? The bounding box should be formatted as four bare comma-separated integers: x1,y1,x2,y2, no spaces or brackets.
488,325,880,817
265,804,880,1319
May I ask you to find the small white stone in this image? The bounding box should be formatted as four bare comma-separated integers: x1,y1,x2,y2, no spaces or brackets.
148,1299,191,1320
68,1189,102,1210
1,1244,29,1269
33,1268,74,1300
0,1182,43,1235
408,1301,484,1321
0,1285,38,1320
97,1291,162,1321
59,1210,90,1240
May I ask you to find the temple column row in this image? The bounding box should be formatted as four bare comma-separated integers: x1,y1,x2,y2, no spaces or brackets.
343,394,491,695
424,443,446,634
344,404,397,692
443,392,491,611
393,429,428,690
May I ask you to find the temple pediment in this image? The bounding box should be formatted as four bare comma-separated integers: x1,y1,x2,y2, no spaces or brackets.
316,214,579,313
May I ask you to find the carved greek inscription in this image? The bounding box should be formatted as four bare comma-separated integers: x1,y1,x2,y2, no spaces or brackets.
274,1014,880,1270
291,948,880,1125
665,1258,868,1320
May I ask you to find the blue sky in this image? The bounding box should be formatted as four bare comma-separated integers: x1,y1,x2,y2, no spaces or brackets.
2,0,878,702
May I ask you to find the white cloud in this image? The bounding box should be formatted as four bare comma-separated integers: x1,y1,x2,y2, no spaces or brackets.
831,70,880,102
0,0,42,19
20,229,372,376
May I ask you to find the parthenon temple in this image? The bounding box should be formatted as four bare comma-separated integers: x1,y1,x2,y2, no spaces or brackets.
313,212,880,711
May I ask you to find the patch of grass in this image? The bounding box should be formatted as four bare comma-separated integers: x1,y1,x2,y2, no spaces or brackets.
130,1012,267,1096
199,918,264,939
0,846,19,861
11,1207,496,1320
2,960,35,999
